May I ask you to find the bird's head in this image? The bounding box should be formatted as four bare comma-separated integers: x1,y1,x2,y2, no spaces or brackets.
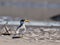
20,19,30,23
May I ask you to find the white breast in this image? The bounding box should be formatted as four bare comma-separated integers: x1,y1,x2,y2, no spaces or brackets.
19,23,26,29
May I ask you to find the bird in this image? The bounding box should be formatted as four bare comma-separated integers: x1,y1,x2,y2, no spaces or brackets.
12,19,30,38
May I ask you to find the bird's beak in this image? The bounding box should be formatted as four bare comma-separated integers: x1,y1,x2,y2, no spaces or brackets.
25,20,30,22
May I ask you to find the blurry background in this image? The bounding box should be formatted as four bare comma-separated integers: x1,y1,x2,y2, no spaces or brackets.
0,0,60,21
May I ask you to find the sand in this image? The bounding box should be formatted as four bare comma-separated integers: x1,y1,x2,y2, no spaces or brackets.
0,26,60,45
0,36,60,45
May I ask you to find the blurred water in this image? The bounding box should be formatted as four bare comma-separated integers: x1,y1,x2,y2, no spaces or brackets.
0,21,60,26
0,16,60,26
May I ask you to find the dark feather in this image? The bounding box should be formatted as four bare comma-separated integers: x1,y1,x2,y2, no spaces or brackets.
50,14,60,21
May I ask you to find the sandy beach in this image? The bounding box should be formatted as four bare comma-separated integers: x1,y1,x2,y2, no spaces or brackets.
0,36,60,45
0,26,60,45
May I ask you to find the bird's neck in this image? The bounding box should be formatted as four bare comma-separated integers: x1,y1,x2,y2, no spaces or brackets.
20,22,24,24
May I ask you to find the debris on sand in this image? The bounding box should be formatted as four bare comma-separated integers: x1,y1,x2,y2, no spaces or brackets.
0,26,60,42
22,27,60,42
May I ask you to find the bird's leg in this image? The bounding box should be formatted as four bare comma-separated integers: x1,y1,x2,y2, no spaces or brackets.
21,28,26,36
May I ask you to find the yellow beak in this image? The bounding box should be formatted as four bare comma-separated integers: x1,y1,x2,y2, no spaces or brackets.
25,20,30,22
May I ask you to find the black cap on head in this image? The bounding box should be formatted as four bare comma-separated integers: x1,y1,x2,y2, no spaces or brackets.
20,19,25,22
